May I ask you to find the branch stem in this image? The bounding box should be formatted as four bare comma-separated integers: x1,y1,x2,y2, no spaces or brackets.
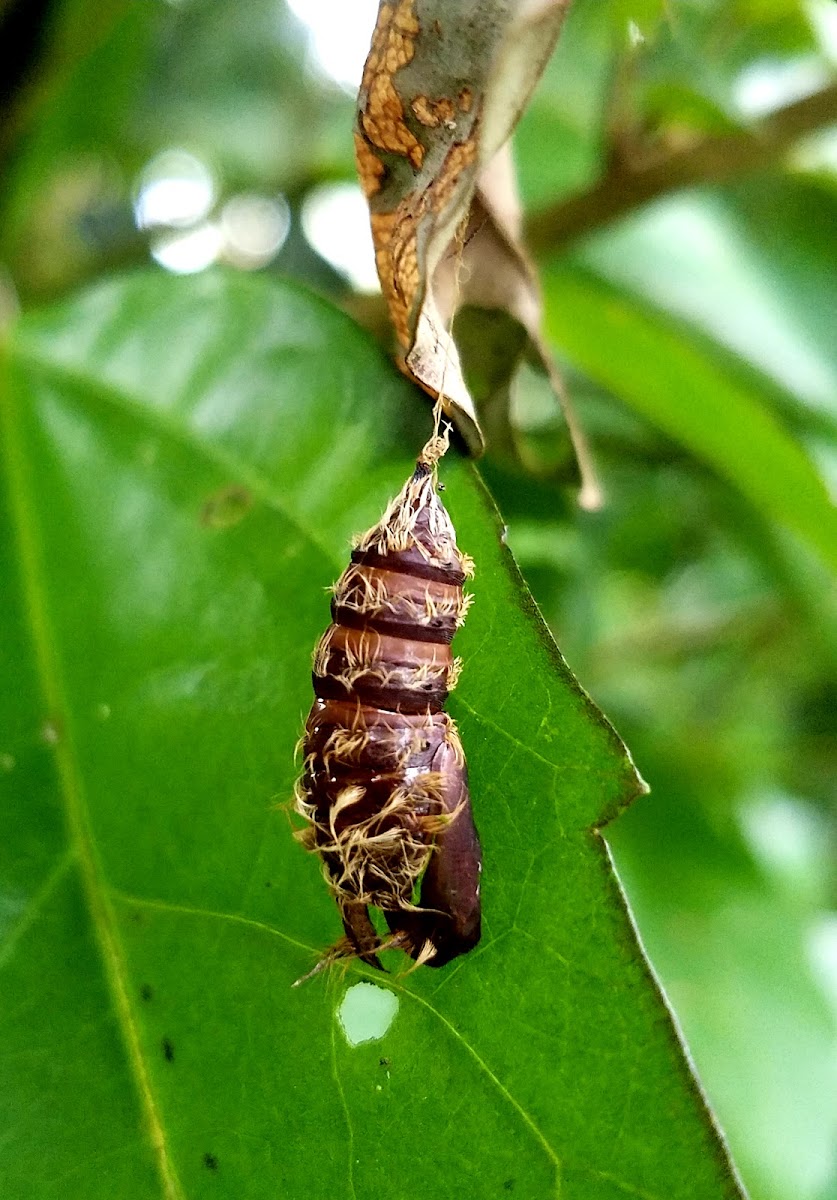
526,81,837,252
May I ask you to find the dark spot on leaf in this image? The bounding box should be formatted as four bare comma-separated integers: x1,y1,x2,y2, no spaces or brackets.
200,484,253,530
379,1057,391,1067
203,1153,219,1172
162,1038,175,1062
130,910,144,924
503,1181,515,1192
140,984,153,1002
265,880,272,888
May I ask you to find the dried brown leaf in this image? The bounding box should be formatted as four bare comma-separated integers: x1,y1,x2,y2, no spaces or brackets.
355,0,573,459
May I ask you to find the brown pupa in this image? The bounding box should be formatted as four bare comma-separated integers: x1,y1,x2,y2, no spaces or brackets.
293,434,481,975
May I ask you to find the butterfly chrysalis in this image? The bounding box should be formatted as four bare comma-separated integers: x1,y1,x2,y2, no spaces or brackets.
293,430,482,977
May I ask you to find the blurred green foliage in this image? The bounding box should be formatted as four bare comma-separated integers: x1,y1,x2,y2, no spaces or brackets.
0,1,835,1198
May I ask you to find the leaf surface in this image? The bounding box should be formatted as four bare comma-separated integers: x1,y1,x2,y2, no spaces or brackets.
0,271,743,1199
542,253,837,571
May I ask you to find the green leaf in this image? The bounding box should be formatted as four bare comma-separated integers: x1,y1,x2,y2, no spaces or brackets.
0,0,158,279
541,252,837,571
515,0,620,208
610,770,837,1200
570,182,837,435
1,271,742,1199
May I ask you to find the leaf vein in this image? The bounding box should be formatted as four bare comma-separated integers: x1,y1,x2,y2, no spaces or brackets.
456,696,562,772
394,985,563,1196
331,1014,358,1200
11,349,342,573
0,847,76,973
110,890,317,958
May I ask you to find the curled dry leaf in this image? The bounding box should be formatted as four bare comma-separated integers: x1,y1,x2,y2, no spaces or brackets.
355,0,600,504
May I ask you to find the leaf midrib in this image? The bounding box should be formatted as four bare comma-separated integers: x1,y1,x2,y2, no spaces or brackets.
0,361,185,1200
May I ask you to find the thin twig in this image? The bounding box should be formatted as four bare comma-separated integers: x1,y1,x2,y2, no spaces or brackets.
526,81,837,252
